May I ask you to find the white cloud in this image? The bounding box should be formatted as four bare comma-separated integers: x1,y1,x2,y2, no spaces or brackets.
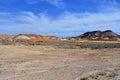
0,0,120,37
0,10,120,37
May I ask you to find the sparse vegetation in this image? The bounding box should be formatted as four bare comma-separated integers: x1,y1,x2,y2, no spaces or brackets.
0,39,120,49
80,70,119,80
56,42,120,49
0,39,14,45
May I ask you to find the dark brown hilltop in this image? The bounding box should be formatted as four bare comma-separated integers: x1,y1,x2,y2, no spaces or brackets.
76,30,119,41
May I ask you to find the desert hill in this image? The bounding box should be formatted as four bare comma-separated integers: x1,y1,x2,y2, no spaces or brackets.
13,34,59,42
0,30,119,42
75,30,119,41
0,34,10,39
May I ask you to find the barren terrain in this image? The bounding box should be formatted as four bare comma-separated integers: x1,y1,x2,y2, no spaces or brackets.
0,45,120,80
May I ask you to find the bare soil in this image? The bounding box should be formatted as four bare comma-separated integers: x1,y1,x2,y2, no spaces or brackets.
0,45,120,80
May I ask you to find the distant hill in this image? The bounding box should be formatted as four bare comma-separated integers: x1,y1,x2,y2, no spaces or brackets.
0,30,119,42
13,34,59,42
75,30,119,41
0,34,10,39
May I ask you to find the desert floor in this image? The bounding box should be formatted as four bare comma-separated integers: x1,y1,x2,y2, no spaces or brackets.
0,45,120,80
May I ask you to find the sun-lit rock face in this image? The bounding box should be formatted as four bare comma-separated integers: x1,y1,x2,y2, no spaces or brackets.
0,35,10,39
13,34,43,41
76,30,119,41
13,34,59,42
14,35,31,40
80,31,102,40
44,36,59,40
100,30,118,41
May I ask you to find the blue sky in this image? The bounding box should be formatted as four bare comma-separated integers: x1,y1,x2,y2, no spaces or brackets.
0,0,120,37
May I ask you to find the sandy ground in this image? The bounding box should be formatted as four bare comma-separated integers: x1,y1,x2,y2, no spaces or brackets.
0,45,120,80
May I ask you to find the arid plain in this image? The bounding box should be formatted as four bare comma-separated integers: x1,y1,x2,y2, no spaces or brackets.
0,44,120,80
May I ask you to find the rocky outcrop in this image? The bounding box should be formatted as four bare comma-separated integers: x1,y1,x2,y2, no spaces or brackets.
13,34,59,42
13,34,43,41
77,30,119,41
0,35,10,39
100,30,118,41
79,30,101,40
44,36,59,40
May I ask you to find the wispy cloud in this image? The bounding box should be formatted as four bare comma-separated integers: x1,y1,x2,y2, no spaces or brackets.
0,0,65,8
26,0,64,7
0,0,120,37
0,9,120,37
